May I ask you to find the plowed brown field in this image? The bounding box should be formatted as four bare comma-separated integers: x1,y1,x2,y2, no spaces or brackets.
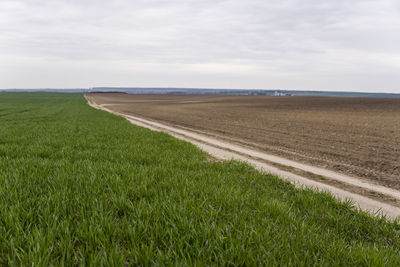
87,93,400,189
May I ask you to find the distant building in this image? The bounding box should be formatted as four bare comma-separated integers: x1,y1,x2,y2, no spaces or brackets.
274,91,292,96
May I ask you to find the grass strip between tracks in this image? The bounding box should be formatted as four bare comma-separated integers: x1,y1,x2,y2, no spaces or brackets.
0,92,400,265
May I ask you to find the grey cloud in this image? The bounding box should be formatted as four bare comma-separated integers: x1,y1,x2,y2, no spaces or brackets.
0,0,399,92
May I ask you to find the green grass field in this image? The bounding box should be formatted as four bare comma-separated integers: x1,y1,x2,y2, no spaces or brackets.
1,93,400,265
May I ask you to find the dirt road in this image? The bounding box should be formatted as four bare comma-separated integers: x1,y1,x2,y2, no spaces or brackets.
85,94,400,219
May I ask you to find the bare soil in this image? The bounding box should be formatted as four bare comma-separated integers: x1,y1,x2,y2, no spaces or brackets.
87,93,400,189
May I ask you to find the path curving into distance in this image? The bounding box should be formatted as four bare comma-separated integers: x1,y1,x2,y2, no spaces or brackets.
85,95,400,219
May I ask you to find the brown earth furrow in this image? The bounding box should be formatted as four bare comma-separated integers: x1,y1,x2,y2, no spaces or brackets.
87,93,400,189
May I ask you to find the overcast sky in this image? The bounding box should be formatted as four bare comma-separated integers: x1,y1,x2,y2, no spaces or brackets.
1,0,399,92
